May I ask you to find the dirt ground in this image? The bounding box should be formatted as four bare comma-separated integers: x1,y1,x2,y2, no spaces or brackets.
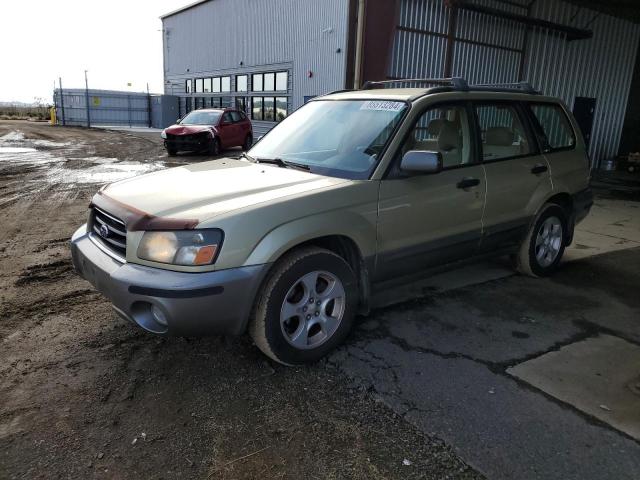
0,121,481,479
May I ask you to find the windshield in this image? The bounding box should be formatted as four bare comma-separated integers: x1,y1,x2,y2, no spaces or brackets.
180,110,222,125
248,99,408,179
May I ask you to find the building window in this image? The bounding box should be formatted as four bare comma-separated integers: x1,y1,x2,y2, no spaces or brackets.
185,79,192,94
186,97,192,113
276,72,287,91
264,73,275,92
252,74,263,92
263,97,275,121
236,75,248,92
252,97,263,120
251,96,288,122
221,76,231,92
195,78,204,93
276,97,287,121
236,97,247,112
203,78,212,93
212,77,221,93
221,96,232,108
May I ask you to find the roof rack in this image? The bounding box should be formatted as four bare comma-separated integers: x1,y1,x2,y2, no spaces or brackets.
471,81,539,94
360,77,540,95
362,77,469,91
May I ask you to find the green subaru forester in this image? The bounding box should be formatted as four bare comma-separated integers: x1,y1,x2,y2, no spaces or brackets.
71,78,593,365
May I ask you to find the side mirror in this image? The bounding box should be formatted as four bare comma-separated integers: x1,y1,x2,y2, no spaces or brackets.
400,150,443,175
176,118,181,124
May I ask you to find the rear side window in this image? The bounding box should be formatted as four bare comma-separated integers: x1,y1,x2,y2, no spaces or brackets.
475,103,532,161
529,103,576,151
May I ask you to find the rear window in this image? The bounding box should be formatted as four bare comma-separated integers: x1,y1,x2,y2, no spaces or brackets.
529,103,576,151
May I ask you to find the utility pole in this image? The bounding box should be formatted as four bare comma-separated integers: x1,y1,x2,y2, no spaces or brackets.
58,77,66,126
84,69,91,128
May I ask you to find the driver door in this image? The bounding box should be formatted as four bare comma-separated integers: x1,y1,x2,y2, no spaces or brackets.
375,102,486,281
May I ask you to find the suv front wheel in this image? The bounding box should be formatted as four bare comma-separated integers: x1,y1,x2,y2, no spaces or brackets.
249,247,358,365
515,203,568,277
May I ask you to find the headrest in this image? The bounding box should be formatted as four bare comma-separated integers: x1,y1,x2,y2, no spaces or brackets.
438,121,460,151
427,118,444,136
486,127,514,146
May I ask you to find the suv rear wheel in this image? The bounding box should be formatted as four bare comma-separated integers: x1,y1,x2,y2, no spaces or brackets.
249,247,358,365
515,203,568,277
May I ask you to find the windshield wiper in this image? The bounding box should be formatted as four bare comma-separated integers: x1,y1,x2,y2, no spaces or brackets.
239,152,255,162
256,157,310,171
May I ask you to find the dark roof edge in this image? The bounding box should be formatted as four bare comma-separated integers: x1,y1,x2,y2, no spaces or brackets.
160,0,212,20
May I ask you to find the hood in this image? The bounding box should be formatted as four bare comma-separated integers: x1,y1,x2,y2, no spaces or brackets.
99,158,349,225
164,124,214,135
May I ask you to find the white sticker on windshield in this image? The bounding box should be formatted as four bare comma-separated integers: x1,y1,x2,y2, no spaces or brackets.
360,100,405,112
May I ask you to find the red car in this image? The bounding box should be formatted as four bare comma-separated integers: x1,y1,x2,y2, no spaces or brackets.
161,108,253,156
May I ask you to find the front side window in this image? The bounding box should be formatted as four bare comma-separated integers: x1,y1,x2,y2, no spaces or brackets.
529,103,576,151
236,75,248,92
475,103,532,161
195,78,204,93
185,79,192,94
249,99,408,179
180,110,222,125
402,104,472,169
230,111,242,122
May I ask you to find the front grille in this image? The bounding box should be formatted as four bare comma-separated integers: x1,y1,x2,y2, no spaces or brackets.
90,207,127,260
167,132,208,143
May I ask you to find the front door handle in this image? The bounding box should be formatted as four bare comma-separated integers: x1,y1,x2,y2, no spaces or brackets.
531,164,548,175
457,177,480,189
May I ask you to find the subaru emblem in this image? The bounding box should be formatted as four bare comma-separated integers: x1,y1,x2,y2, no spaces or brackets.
99,224,110,238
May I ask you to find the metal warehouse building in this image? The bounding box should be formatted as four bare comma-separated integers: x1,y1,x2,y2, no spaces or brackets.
161,0,640,166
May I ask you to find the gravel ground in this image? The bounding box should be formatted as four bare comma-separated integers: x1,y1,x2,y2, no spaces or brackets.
0,120,482,479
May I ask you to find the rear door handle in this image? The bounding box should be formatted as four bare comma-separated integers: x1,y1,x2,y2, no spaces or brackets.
457,177,480,189
531,164,548,175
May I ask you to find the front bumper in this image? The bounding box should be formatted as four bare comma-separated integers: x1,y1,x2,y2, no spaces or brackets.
164,135,210,152
70,225,270,336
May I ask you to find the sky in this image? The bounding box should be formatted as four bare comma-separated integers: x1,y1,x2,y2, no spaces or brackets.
0,0,194,104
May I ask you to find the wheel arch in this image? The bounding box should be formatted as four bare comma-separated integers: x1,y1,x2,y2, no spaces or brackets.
249,233,373,322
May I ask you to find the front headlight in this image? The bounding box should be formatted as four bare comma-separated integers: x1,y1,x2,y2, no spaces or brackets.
160,130,167,139
137,229,223,266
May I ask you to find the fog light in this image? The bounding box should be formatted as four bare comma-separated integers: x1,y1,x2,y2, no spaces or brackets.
152,305,168,326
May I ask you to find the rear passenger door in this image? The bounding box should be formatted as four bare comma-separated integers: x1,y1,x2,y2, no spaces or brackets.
474,102,552,252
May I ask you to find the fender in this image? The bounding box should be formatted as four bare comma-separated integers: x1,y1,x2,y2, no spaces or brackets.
243,209,377,267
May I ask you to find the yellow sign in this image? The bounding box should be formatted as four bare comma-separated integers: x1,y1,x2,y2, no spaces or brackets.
92,97,101,106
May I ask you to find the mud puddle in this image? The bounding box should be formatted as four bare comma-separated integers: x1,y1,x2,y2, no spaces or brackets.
0,129,165,207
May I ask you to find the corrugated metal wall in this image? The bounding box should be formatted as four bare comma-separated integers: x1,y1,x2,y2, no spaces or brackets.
390,0,640,164
53,89,151,127
162,0,350,137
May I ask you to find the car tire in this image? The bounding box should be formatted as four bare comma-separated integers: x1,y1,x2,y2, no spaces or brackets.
243,134,253,151
514,203,568,277
208,137,221,156
167,148,177,156
249,247,358,365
